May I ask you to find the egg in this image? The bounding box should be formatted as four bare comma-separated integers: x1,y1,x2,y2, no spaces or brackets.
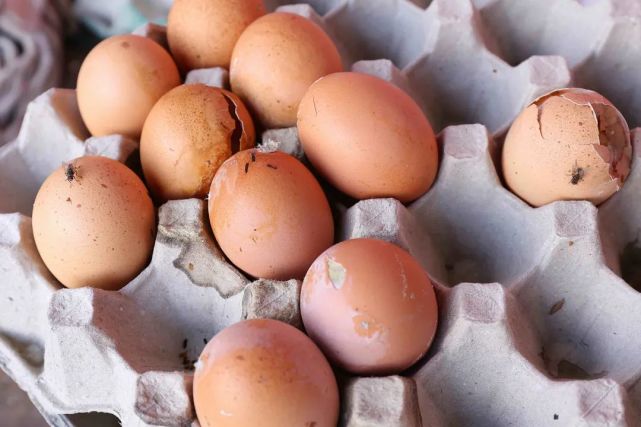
297,72,439,203
32,157,156,291
194,319,339,427
300,238,438,375
502,88,632,206
140,84,255,201
230,12,343,128
208,149,334,280
76,34,180,138
167,0,266,71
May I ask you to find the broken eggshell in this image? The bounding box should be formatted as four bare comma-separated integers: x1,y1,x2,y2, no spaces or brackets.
140,83,255,201
502,88,631,207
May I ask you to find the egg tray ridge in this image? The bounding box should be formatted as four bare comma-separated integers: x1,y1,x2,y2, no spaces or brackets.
2,0,641,426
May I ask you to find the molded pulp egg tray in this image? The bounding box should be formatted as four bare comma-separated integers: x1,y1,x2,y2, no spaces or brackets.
2,0,641,426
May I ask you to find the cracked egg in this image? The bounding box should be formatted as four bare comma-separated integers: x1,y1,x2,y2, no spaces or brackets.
140,84,255,201
300,238,438,375
502,88,632,206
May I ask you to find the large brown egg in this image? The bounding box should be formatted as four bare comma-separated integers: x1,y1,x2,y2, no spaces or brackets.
140,84,255,201
32,157,156,291
208,149,334,280
193,319,339,427
167,0,265,71
76,35,180,138
297,72,438,202
301,238,438,375
230,12,342,128
502,88,632,206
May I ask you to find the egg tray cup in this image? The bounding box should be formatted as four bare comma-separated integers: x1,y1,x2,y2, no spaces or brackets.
2,0,641,426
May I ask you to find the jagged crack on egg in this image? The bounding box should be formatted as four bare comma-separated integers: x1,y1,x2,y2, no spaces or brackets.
502,88,632,206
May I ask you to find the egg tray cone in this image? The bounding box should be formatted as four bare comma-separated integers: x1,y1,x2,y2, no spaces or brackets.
2,0,641,426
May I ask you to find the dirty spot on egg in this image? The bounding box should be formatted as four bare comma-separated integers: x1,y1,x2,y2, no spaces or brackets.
352,313,382,338
326,257,346,289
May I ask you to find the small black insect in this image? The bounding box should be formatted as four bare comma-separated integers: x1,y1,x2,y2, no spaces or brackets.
64,163,81,184
569,162,585,185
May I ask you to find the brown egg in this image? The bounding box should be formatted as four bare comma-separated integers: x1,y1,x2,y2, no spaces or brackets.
31,157,156,290
208,149,333,280
297,72,438,203
502,88,632,206
76,34,180,138
230,12,342,128
140,84,255,201
301,238,438,375
194,319,339,427
167,0,265,71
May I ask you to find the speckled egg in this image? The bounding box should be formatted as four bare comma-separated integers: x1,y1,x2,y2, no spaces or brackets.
167,0,266,71
76,34,180,138
32,156,156,290
193,319,339,427
230,12,343,128
300,238,438,375
502,88,631,206
208,149,334,281
140,84,255,201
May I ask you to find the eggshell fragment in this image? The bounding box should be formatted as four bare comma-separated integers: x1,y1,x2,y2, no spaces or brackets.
32,156,156,290
140,84,255,201
502,88,632,206
193,319,339,427
167,0,266,71
208,149,334,281
301,238,438,375
297,72,439,202
230,12,343,128
76,35,180,138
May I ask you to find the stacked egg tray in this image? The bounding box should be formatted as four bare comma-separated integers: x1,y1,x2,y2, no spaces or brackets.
2,0,641,425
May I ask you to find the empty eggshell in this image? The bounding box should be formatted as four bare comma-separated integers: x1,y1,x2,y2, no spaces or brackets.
297,72,439,202
167,0,266,71
76,34,181,138
193,319,339,427
230,12,343,128
502,88,632,206
300,238,438,375
140,84,255,201
208,149,334,281
32,156,156,291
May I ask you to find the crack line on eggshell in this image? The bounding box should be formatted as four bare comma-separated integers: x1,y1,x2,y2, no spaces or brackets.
221,92,244,155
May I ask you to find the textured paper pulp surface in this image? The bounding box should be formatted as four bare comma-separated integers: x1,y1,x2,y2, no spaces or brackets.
3,0,641,426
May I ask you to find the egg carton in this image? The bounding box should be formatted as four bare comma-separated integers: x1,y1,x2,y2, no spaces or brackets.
3,0,641,426
0,0,71,147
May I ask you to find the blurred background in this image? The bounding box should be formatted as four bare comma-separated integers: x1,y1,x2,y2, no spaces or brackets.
0,2,171,424
0,0,172,148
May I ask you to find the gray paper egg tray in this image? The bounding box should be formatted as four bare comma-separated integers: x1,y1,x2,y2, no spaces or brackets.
2,0,641,425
